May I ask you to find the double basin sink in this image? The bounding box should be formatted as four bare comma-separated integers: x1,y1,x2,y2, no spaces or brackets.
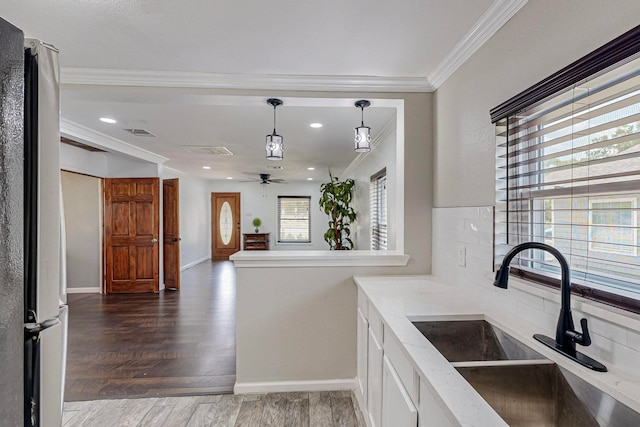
411,319,639,426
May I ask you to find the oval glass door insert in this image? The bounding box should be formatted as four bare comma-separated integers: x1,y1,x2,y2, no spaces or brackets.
219,201,233,245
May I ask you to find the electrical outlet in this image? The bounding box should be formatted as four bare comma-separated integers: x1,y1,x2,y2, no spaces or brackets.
457,244,466,267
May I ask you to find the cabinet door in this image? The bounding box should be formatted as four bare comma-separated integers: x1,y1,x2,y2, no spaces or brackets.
382,355,417,427
356,307,369,407
419,379,456,427
367,327,384,427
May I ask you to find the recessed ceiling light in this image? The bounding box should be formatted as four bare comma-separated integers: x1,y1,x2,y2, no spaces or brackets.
310,123,323,128
202,166,211,170
226,177,233,180
100,117,117,124
307,178,313,181
307,167,315,171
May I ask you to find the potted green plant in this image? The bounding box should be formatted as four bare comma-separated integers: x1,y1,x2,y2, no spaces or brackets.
319,173,357,250
252,217,262,233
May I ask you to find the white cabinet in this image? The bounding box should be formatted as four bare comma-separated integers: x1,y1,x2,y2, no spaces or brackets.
356,307,368,407
367,326,384,427
382,355,418,427
358,289,419,427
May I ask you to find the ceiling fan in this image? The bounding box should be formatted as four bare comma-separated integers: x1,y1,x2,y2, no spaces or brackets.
240,173,287,184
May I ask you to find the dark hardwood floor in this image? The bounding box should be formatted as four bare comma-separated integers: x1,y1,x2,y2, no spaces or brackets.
65,260,236,401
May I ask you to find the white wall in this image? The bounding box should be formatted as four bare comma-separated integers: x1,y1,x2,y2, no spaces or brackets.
161,168,212,268
234,90,432,387
61,171,102,290
432,0,640,376
60,143,108,177
349,124,396,250
108,154,160,178
434,0,640,208
210,179,331,251
61,143,160,178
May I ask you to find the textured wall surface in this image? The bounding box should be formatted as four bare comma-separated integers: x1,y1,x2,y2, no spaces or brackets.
0,17,24,426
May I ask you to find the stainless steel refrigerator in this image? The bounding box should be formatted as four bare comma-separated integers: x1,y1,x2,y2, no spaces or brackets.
0,17,68,427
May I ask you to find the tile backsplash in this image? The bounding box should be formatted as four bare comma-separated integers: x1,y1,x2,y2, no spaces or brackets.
432,206,640,378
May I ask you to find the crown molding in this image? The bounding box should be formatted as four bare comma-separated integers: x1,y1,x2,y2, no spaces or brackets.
59,1,526,93
60,118,169,164
161,166,189,176
429,0,528,89
60,67,434,93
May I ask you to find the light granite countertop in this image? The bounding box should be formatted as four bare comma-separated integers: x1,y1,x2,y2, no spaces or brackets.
353,274,640,426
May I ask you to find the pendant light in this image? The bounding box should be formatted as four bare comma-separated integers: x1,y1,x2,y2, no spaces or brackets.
266,98,283,160
354,100,371,152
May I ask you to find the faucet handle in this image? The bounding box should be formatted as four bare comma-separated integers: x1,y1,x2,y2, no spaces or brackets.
579,318,592,347
565,318,592,347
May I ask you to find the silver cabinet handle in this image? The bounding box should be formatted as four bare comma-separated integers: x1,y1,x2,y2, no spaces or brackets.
151,238,158,243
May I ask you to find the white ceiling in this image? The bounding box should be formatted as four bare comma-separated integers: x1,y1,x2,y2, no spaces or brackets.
2,0,519,182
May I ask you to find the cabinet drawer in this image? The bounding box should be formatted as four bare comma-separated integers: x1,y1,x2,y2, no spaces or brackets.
385,332,418,404
244,243,268,250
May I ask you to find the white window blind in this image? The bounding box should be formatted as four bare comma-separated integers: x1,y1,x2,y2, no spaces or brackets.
495,55,640,300
370,168,387,250
277,196,311,243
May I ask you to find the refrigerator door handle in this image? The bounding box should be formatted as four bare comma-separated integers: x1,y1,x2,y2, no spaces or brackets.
25,317,61,337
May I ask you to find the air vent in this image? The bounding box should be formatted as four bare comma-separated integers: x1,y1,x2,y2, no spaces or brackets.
267,165,284,170
60,137,106,152
181,146,234,156
123,128,156,137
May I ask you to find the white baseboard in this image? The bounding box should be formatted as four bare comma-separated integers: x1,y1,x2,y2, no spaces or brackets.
66,287,101,294
180,256,211,271
234,379,355,395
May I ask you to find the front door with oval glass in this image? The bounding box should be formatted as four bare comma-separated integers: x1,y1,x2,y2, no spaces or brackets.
211,192,241,259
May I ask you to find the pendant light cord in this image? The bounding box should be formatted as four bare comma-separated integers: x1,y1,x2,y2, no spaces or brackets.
361,106,365,127
273,105,277,135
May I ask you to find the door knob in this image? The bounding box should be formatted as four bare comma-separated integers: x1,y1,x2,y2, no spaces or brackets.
151,238,158,243
172,237,181,242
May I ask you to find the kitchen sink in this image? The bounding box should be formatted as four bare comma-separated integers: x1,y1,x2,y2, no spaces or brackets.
411,319,544,362
456,364,640,426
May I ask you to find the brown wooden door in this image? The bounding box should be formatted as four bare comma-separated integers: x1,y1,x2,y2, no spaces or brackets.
211,192,241,259
163,179,180,290
104,178,160,293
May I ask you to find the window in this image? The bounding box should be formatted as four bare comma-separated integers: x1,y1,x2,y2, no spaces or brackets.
491,25,640,311
277,196,311,243
589,198,638,256
370,168,387,250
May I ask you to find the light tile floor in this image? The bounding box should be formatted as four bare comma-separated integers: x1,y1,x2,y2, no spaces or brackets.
62,391,365,427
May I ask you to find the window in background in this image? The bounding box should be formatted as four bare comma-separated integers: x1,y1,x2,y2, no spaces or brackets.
277,196,311,243
589,198,638,256
491,25,640,311
370,168,387,250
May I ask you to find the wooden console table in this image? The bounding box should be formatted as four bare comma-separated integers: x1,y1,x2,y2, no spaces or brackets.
243,233,270,250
